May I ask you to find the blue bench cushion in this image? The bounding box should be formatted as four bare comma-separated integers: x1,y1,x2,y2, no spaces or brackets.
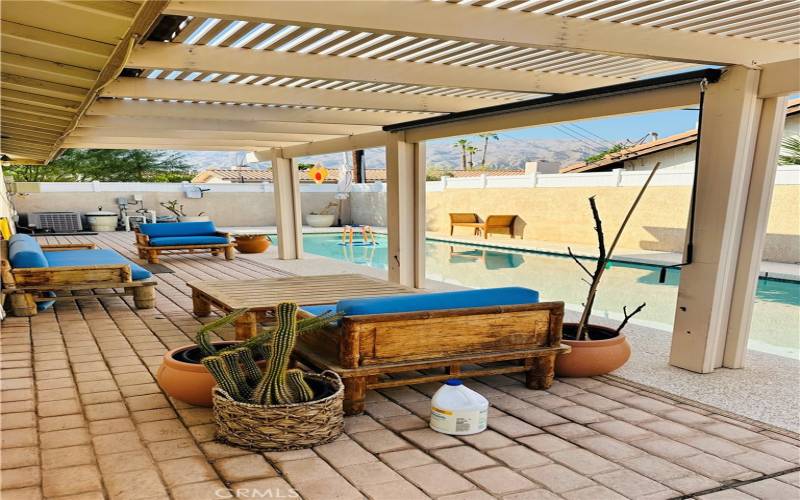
8,234,48,268
335,287,539,317
301,304,337,316
138,221,217,238
148,235,229,247
45,249,152,281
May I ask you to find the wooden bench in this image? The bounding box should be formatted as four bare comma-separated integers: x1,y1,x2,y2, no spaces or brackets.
295,301,569,414
1,240,156,317
450,213,518,239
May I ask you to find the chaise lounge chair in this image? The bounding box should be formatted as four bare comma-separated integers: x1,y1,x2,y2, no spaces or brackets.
296,287,568,414
134,221,234,264
1,234,156,316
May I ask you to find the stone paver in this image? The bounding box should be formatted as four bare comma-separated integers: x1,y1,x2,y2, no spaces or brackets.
2,232,798,500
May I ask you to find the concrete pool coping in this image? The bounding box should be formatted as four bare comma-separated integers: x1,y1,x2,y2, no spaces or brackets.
222,226,800,282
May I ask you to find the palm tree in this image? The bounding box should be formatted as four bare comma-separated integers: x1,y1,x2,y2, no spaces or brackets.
452,138,471,170
779,135,800,165
478,133,499,167
465,145,479,170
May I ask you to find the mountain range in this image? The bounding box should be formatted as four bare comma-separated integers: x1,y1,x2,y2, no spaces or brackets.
173,138,600,173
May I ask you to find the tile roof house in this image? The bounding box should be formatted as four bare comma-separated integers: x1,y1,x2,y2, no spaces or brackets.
560,99,800,174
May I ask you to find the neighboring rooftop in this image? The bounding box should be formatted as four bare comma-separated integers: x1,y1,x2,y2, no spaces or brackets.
561,99,800,173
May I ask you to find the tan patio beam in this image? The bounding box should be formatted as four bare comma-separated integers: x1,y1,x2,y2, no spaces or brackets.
100,77,514,113
270,151,303,260
78,115,378,136
265,130,391,160
70,128,339,143
165,1,797,65
87,99,433,125
62,137,303,149
1,53,97,88
1,74,87,102
2,111,71,129
0,20,114,69
128,41,620,94
758,59,800,98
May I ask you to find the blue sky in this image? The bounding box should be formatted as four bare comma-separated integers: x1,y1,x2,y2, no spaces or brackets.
427,107,699,150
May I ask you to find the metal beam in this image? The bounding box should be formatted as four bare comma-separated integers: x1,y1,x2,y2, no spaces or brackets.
402,83,700,143
0,20,113,68
1,73,87,101
100,77,514,113
165,1,797,65
128,41,620,94
77,115,379,135
86,99,434,125
1,89,81,112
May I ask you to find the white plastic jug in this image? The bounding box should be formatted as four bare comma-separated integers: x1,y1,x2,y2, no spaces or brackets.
430,379,488,435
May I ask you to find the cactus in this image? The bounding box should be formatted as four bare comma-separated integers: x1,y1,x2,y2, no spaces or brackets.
203,302,325,406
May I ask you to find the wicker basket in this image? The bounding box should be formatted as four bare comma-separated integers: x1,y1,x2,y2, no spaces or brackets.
212,371,344,451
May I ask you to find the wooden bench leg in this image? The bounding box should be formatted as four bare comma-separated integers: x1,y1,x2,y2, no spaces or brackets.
137,247,147,259
526,354,556,390
192,290,211,317
224,246,235,261
234,312,258,340
133,285,156,309
343,376,367,415
147,249,160,264
211,249,221,256
10,293,37,317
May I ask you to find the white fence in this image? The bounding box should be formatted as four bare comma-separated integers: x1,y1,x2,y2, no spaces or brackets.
15,165,800,195
427,165,800,192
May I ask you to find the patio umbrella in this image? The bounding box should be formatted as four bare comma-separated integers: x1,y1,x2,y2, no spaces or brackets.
335,153,353,225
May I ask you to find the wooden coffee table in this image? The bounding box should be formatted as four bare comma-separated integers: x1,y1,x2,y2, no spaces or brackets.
187,274,417,339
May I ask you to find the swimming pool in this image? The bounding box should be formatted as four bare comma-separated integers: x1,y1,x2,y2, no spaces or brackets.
299,233,800,359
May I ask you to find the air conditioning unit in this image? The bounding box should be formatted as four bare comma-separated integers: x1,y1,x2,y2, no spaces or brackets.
28,212,83,233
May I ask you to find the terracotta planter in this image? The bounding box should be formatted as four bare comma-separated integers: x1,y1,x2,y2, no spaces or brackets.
555,323,631,378
157,341,264,407
235,235,271,254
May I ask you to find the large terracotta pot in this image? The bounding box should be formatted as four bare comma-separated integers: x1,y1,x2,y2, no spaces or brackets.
157,341,259,407
555,323,631,377
235,235,271,254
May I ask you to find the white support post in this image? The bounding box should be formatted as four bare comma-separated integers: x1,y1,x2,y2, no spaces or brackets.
669,67,761,373
271,150,303,260
723,95,789,368
386,133,426,288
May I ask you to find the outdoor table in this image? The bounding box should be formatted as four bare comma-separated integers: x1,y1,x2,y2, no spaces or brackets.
186,273,417,339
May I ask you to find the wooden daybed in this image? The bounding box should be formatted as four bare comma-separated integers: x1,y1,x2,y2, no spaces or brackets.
134,221,234,264
1,236,156,317
295,287,569,414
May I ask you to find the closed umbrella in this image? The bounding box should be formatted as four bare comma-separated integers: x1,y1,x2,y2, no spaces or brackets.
336,153,353,225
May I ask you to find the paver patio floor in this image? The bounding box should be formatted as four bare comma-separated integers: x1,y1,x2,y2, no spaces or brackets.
2,233,798,499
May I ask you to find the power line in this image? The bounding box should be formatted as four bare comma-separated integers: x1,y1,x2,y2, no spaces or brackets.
559,124,610,149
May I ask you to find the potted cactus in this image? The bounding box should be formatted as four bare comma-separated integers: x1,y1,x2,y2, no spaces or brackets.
205,302,344,450
156,308,338,406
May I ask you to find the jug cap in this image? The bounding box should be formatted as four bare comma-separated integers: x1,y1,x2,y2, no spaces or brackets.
445,379,463,386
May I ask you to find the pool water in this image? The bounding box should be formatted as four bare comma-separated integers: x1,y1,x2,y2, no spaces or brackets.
299,233,800,359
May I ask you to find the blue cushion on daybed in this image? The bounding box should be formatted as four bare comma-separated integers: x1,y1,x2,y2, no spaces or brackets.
148,235,229,247
45,249,152,281
8,234,48,268
301,304,337,316
138,221,217,238
331,287,539,317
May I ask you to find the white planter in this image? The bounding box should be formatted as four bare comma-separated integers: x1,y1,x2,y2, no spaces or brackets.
85,211,118,232
178,216,211,223
306,214,336,227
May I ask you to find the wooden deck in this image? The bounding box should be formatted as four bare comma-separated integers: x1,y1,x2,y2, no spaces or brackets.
1,231,799,500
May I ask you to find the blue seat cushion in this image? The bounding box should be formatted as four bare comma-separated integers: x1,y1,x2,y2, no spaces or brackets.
139,221,217,238
336,286,539,317
301,304,337,316
148,236,229,247
45,249,152,281
8,234,48,268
